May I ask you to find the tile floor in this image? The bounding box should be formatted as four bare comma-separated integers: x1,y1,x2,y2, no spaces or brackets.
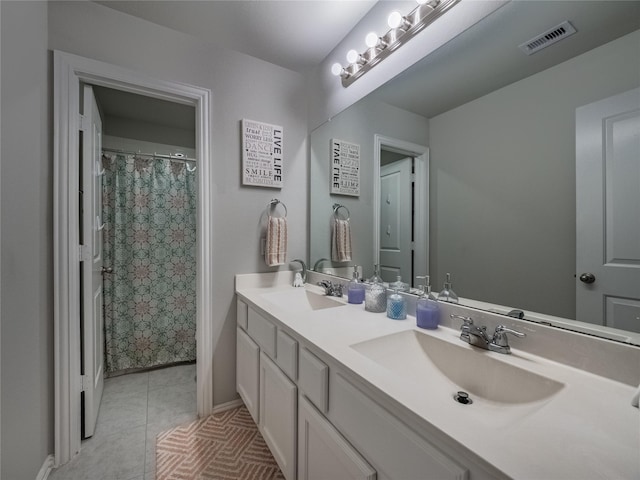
50,363,197,480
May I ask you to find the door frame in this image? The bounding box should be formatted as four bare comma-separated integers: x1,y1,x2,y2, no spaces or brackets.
53,50,214,466
373,135,429,282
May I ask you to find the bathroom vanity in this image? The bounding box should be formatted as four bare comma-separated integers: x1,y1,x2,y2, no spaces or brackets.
235,272,640,480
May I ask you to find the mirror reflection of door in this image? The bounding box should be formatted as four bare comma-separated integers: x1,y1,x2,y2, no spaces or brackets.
576,87,640,333
379,153,413,285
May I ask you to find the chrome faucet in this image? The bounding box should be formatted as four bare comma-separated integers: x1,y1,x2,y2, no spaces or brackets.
313,258,330,272
290,259,307,285
317,280,344,297
450,314,525,354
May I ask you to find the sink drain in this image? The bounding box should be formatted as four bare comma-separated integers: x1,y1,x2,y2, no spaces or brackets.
453,391,473,405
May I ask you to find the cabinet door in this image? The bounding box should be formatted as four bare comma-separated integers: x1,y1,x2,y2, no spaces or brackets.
260,352,297,480
298,395,376,480
237,327,260,423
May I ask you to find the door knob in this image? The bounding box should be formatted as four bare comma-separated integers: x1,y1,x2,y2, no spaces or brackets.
579,273,595,284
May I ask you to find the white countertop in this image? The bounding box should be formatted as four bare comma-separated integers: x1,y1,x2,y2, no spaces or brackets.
236,272,640,480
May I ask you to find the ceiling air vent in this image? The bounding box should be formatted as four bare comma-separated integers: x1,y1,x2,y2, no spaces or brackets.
519,20,577,55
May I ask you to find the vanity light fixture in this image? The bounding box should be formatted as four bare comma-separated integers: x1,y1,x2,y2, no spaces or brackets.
331,0,461,87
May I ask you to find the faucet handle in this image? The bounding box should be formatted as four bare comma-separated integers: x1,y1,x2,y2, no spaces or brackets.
450,314,473,326
494,324,525,337
450,314,474,342
492,325,526,348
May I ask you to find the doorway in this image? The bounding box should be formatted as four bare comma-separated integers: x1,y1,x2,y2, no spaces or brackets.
80,84,199,438
53,51,214,467
373,135,429,289
379,153,414,284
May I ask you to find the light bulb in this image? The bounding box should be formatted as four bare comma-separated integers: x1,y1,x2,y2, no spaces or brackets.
416,0,429,4
331,63,343,76
346,49,359,64
387,11,403,29
365,32,379,48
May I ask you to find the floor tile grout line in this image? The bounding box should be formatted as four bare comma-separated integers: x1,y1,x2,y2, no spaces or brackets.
143,371,150,478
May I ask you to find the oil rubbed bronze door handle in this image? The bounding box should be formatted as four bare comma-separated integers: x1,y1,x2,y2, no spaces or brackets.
579,273,596,284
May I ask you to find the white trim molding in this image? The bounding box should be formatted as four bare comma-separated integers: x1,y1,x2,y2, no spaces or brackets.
36,455,55,480
212,398,245,415
373,135,429,281
53,50,214,467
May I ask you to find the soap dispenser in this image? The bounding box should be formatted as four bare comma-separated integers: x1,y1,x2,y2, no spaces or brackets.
438,273,459,304
347,265,365,304
415,275,440,329
386,288,407,320
389,275,409,293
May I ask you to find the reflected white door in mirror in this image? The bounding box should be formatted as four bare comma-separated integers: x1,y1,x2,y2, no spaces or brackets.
374,135,429,288
576,87,640,334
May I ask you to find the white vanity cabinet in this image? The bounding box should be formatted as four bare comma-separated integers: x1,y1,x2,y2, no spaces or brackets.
236,295,498,480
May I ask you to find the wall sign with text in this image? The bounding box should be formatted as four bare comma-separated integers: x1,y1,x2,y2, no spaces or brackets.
330,138,360,196
242,119,284,188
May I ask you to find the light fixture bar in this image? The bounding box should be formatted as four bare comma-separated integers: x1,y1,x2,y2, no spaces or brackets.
338,0,461,87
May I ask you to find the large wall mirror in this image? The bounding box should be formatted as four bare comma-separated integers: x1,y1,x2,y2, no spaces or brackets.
310,0,640,345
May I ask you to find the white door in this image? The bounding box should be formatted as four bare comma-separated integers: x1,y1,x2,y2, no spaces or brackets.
81,85,105,437
576,88,640,332
379,158,413,284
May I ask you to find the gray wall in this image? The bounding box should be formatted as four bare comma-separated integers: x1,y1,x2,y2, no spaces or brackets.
310,97,428,280
428,29,640,319
2,0,308,476
48,0,308,405
0,1,53,479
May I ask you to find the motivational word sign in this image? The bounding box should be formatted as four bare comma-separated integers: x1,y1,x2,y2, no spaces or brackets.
242,119,284,188
330,138,360,196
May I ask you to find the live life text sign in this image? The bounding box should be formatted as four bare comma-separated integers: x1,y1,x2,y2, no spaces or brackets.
242,119,284,188
330,138,360,197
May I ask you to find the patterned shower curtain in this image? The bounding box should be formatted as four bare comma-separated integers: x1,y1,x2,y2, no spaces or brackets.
102,153,197,374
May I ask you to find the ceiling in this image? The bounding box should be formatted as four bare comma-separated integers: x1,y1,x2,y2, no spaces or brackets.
96,0,377,73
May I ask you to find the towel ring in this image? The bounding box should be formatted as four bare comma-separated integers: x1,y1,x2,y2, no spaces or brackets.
268,198,287,218
333,203,350,221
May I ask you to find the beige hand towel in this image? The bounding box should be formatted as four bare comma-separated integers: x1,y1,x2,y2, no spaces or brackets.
331,217,352,262
265,216,287,266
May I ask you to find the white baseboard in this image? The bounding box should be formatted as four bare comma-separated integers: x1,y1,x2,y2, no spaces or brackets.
211,398,244,414
36,455,55,480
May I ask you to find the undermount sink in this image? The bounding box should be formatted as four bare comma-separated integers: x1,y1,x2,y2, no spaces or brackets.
262,288,345,312
351,330,564,405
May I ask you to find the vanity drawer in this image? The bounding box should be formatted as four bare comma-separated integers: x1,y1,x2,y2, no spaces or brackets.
237,299,248,330
299,347,329,413
276,329,298,380
247,308,276,358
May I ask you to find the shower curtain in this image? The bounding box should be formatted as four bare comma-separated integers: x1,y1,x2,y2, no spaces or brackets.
102,153,197,374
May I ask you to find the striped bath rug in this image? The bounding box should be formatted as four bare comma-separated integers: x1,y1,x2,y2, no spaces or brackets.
156,405,284,479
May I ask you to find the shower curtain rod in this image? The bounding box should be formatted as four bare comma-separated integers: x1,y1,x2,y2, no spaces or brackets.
102,147,196,163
